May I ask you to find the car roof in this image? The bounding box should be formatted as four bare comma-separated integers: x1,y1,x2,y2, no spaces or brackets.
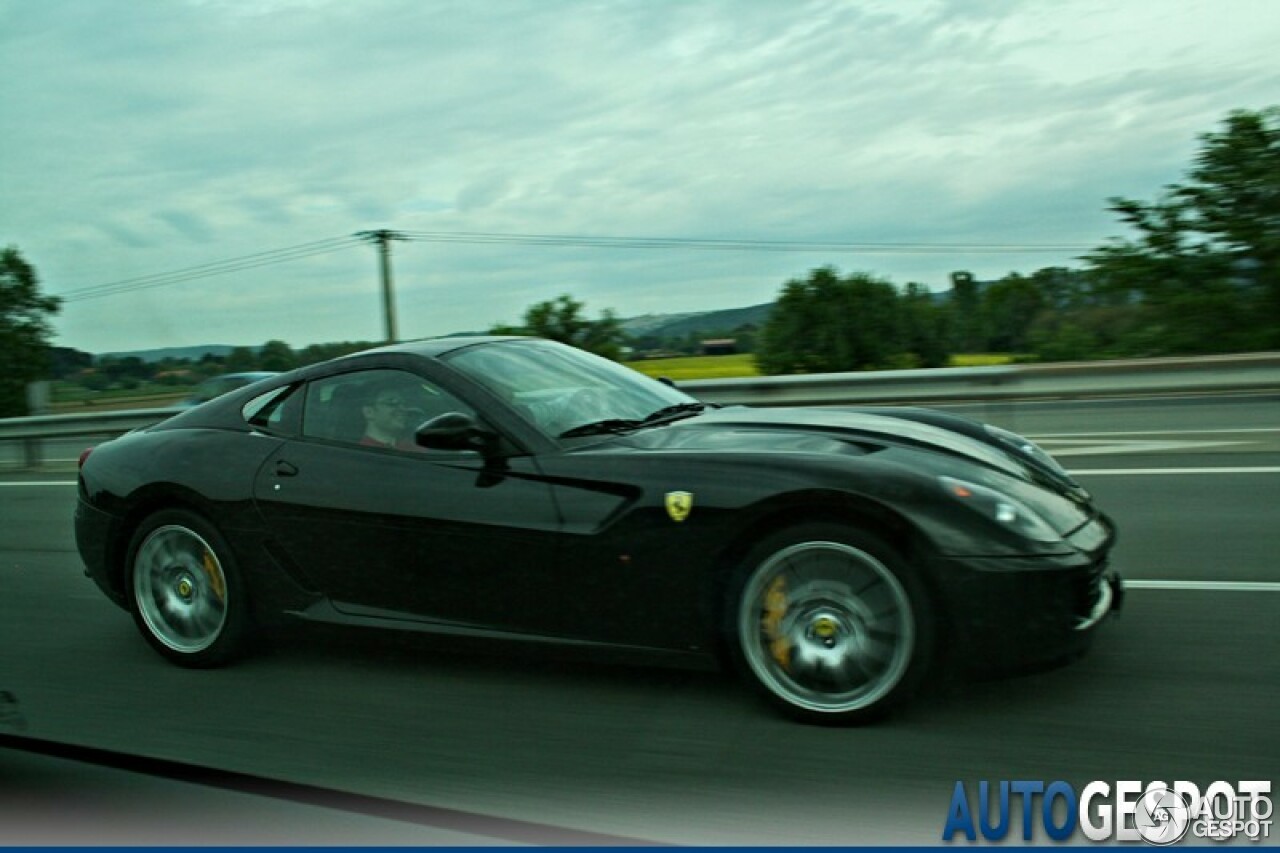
157,336,539,432
205,371,280,383
340,335,530,360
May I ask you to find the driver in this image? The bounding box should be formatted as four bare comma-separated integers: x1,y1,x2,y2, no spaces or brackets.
359,386,420,450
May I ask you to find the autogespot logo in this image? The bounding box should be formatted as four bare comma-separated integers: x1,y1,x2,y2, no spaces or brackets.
942,780,1273,844
1133,786,1191,845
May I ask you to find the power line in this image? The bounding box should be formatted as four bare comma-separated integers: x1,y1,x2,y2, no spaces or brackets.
60,229,1094,305
398,230,1094,253
60,236,365,303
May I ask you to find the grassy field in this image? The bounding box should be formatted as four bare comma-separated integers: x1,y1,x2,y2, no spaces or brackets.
625,352,1016,380
625,353,760,380
948,353,1020,367
49,381,191,412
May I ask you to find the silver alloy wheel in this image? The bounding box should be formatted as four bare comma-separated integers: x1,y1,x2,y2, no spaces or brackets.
738,540,915,714
133,524,229,654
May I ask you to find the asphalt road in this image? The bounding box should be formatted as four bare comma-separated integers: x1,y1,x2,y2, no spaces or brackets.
1,393,1277,845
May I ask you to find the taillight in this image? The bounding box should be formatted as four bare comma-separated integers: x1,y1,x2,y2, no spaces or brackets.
78,447,94,469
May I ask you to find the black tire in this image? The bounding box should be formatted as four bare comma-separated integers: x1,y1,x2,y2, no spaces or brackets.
125,509,253,668
725,523,934,725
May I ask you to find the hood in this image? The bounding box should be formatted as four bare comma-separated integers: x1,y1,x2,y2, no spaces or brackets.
619,406,1027,478
596,406,1096,539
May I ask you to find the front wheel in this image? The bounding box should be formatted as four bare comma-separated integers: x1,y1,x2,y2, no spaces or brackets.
126,509,253,668
727,524,933,725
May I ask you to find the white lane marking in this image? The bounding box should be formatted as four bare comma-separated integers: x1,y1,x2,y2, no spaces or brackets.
0,481,77,487
1070,467,1280,475
1031,428,1280,438
1045,439,1247,456
1127,580,1280,592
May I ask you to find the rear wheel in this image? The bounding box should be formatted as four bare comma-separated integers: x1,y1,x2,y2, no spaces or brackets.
727,523,932,725
126,509,252,667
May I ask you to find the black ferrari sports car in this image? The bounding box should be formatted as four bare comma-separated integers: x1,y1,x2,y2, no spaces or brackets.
75,336,1122,724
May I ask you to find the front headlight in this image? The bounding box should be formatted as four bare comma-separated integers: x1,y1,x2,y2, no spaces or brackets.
939,476,1063,543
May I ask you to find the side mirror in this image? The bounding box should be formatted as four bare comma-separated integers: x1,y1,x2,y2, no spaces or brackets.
414,412,497,453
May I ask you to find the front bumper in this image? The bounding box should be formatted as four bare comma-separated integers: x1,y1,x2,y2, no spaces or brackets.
1076,570,1124,632
936,553,1123,675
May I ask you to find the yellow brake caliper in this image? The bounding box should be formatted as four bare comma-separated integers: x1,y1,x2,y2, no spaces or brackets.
762,576,791,670
202,551,226,603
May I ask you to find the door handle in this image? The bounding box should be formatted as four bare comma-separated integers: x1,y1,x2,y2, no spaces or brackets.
275,460,299,477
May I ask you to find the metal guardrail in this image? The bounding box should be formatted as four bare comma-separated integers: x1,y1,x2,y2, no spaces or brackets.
0,407,182,469
0,407,180,440
2,353,1278,468
683,351,1280,407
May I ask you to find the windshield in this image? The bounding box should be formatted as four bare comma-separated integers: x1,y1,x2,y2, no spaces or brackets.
445,338,702,438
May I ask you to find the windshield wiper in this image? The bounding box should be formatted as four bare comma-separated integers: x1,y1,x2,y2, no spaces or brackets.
558,403,714,439
640,401,715,425
557,418,644,439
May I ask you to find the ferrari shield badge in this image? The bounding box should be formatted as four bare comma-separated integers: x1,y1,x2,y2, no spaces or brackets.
665,491,693,523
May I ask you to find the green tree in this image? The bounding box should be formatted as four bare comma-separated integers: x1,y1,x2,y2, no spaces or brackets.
224,346,257,372
49,346,93,380
0,246,61,417
756,267,906,374
756,268,843,374
980,273,1045,352
1178,108,1280,309
946,270,988,353
492,294,625,360
297,341,376,367
1028,319,1100,362
98,355,151,383
1030,267,1095,312
1085,106,1280,352
901,282,951,367
258,339,296,372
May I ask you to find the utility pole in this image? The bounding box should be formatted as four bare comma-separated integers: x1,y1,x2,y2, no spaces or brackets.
356,229,407,343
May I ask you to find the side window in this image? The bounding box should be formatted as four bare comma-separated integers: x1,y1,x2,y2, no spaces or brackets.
242,384,302,435
301,369,475,451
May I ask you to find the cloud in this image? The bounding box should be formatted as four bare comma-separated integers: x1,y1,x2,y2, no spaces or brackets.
1,0,1277,352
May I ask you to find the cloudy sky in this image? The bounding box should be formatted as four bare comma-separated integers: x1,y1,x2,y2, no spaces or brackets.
2,0,1277,354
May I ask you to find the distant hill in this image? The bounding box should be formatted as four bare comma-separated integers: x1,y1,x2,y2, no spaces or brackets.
619,311,706,336
99,344,244,363
621,302,773,339
92,302,778,361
